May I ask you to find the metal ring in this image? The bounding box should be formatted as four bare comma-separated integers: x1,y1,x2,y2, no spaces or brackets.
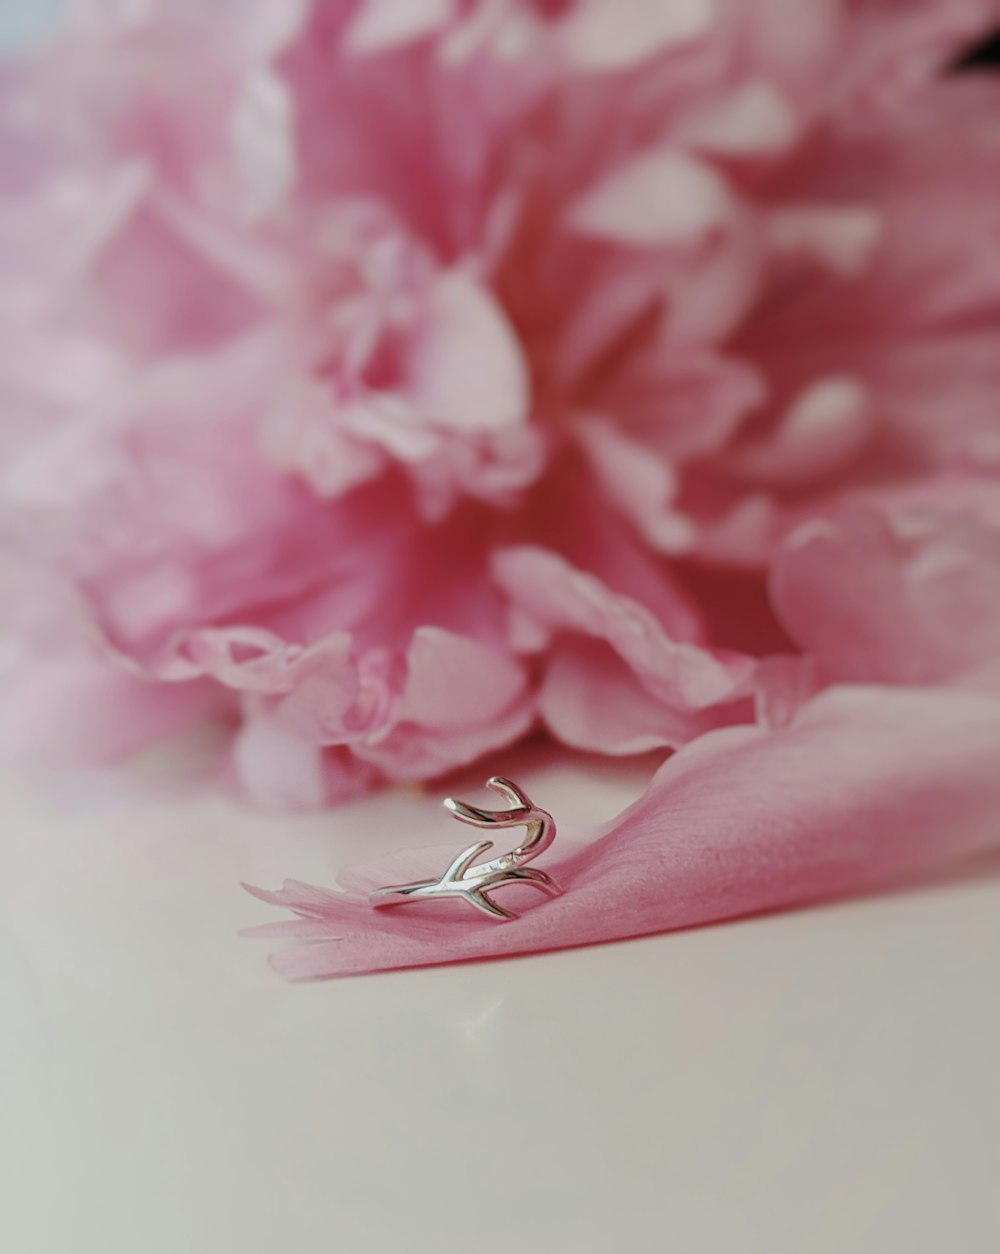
369,776,563,921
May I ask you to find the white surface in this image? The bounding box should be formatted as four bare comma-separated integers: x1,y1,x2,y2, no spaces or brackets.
2,756,999,1254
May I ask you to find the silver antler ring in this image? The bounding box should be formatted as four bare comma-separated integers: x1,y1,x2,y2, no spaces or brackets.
369,776,563,921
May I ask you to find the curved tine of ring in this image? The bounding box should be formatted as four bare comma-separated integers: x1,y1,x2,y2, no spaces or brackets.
443,777,534,828
486,776,532,810
468,893,517,921
503,866,564,895
442,796,509,828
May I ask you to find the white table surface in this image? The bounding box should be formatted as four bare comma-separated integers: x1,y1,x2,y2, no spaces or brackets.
2,753,999,1254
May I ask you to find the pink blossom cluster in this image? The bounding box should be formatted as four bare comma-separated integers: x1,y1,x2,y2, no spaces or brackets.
2,0,1000,828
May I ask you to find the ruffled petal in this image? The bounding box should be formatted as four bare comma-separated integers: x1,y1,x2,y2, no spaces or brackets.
493,545,756,712
352,626,535,781
570,150,736,248
772,499,1000,685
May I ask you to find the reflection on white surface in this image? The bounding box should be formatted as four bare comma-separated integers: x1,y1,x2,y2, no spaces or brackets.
2,759,999,1253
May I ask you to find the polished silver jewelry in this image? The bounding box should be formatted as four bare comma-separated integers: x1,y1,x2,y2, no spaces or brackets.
369,776,563,921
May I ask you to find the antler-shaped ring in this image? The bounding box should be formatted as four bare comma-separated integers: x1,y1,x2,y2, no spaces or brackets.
369,776,563,921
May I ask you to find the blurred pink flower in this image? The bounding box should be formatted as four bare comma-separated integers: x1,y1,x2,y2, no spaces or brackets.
3,0,1000,853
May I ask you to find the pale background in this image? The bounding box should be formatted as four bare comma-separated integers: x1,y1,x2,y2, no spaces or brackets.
2,6,1000,1252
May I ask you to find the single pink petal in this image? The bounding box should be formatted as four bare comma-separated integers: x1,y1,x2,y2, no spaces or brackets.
558,0,713,69
591,347,765,465
392,625,527,730
407,271,530,434
724,376,873,488
765,206,883,279
232,711,380,810
232,709,330,811
569,150,736,248
231,68,295,217
247,684,1000,977
772,503,1000,685
536,636,745,755
353,626,535,781
493,545,755,710
682,79,801,156
344,0,454,56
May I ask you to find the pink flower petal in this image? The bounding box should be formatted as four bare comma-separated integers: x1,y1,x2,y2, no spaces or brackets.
725,376,873,488
536,636,743,755
683,79,801,156
247,684,1000,977
772,502,1000,685
232,711,330,811
233,713,379,810
569,150,736,248
558,0,713,69
408,271,530,434
353,626,535,782
493,545,756,710
344,0,454,56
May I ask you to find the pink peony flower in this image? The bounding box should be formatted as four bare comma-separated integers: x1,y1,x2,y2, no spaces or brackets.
3,1,1000,973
